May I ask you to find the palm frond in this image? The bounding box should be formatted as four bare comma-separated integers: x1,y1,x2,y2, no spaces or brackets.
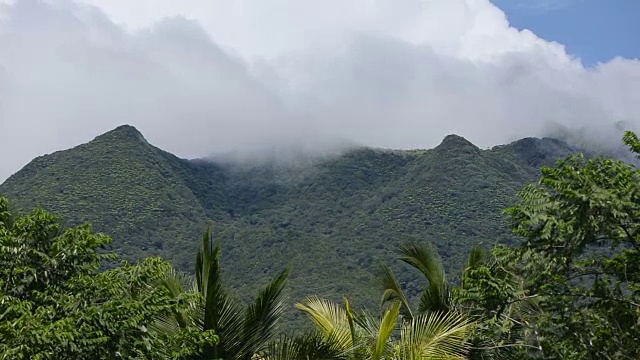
160,268,195,328
154,225,292,360
207,296,245,359
397,311,472,360
417,283,450,314
398,243,450,313
195,225,239,332
343,297,359,351
194,225,246,359
373,301,401,360
466,245,486,272
380,264,414,320
398,243,446,290
149,310,183,336
238,268,290,358
354,311,384,359
151,270,202,359
353,311,380,342
196,223,217,296
295,296,354,352
261,332,346,360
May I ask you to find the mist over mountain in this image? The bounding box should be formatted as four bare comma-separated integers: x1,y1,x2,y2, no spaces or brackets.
1,0,639,183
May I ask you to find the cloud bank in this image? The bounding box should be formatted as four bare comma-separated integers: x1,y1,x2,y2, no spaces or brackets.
0,0,638,181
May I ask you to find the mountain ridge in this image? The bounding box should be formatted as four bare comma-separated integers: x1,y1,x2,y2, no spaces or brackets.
0,124,582,329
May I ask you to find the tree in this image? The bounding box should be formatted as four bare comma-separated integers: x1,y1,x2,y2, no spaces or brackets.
158,225,289,360
380,243,451,321
0,197,216,359
258,243,474,360
456,131,640,359
452,245,543,359
281,296,472,360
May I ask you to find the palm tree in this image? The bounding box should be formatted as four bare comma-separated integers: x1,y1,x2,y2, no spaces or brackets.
156,225,289,360
283,296,472,360
387,242,542,359
256,242,478,360
380,243,452,320
260,332,346,360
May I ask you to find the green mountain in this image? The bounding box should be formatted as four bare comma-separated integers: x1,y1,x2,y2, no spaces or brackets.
0,125,577,328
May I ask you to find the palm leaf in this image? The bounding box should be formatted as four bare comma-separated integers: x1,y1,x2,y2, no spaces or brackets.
238,268,290,359
380,264,414,320
465,245,486,272
155,225,292,359
398,243,446,292
398,243,450,313
151,269,204,359
295,296,354,352
261,332,346,360
397,311,472,360
373,301,401,360
194,225,246,359
354,309,393,360
416,283,449,314
160,268,195,328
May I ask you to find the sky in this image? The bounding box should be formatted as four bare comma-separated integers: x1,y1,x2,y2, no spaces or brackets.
0,0,639,182
492,0,640,65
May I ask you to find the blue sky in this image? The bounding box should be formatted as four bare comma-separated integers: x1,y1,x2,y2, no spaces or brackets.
492,0,639,65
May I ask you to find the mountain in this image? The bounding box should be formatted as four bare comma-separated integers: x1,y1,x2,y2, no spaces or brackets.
0,125,578,329
0,125,216,270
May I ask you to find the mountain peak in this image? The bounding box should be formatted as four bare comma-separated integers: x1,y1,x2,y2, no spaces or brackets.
95,124,148,145
434,134,479,155
112,124,142,134
495,136,576,168
107,124,144,138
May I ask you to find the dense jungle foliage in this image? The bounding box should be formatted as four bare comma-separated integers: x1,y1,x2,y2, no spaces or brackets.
0,125,579,329
2,130,640,359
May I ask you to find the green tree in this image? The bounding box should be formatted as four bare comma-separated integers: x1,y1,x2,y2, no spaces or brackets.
277,296,472,360
158,226,289,360
378,243,530,360
258,243,474,360
0,197,216,359
457,131,640,359
380,243,451,320
452,245,542,359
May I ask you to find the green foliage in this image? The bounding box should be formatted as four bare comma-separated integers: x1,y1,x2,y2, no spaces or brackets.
158,226,289,360
455,131,640,359
381,243,452,320
4,124,640,359
453,245,542,359
262,332,345,360
0,125,213,271
0,125,578,330
286,296,473,360
0,198,218,359
380,241,529,359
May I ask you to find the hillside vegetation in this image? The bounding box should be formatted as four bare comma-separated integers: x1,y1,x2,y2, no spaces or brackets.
0,125,578,327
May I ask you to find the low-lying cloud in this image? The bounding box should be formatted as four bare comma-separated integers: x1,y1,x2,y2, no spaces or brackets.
0,0,638,181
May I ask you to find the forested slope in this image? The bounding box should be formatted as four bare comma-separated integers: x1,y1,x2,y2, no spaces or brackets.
0,125,578,327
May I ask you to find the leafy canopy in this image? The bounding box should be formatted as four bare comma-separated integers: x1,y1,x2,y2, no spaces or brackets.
0,198,218,359
455,131,640,359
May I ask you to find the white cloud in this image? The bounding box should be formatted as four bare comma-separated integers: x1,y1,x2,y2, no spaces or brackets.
0,0,639,182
